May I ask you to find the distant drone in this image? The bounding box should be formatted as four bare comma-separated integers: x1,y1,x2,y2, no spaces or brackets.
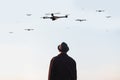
75,19,87,22
26,14,32,16
24,29,34,31
9,32,13,34
96,10,105,12
41,13,69,21
106,16,111,18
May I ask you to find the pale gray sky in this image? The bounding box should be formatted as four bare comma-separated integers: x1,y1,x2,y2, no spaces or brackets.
0,0,120,80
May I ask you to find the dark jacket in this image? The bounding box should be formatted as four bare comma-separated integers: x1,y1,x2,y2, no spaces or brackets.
48,53,77,80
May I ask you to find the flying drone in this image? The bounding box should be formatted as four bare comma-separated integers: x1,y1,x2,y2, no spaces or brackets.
41,13,69,21
75,19,87,22
24,29,34,31
106,16,111,18
9,32,14,34
96,10,105,12
26,14,32,16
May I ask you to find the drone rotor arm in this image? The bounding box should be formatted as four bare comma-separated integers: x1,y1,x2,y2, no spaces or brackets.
41,16,51,19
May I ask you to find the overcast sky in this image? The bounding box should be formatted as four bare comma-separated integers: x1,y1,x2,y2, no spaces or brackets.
0,0,120,80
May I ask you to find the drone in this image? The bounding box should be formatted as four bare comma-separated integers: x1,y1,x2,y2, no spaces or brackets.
9,32,13,34
26,14,32,16
41,13,68,21
106,16,111,18
24,29,34,31
96,10,105,12
75,19,87,22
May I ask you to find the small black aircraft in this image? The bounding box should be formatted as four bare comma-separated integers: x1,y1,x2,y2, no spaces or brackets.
75,19,87,22
24,29,34,31
41,13,68,21
96,10,105,12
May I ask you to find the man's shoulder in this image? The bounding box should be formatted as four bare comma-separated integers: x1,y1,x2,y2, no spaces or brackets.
51,54,76,61
51,55,59,61
51,55,61,61
51,54,65,62
67,55,76,63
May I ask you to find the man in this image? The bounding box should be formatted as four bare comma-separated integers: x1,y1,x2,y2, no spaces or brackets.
48,42,77,80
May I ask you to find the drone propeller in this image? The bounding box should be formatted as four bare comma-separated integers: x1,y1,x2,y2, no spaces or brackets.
54,12,61,14
40,16,47,18
45,12,61,15
65,14,70,16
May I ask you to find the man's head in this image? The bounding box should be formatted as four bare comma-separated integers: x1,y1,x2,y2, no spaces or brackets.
58,42,69,53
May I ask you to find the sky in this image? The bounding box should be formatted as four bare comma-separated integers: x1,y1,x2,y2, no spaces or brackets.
0,0,120,80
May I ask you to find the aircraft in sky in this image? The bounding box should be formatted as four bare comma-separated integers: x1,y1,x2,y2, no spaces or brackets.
26,14,32,16
41,13,68,21
24,29,34,31
9,32,14,34
96,10,105,12
106,16,111,18
75,19,87,22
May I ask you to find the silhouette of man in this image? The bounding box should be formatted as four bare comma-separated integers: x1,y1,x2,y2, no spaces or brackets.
48,42,77,80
